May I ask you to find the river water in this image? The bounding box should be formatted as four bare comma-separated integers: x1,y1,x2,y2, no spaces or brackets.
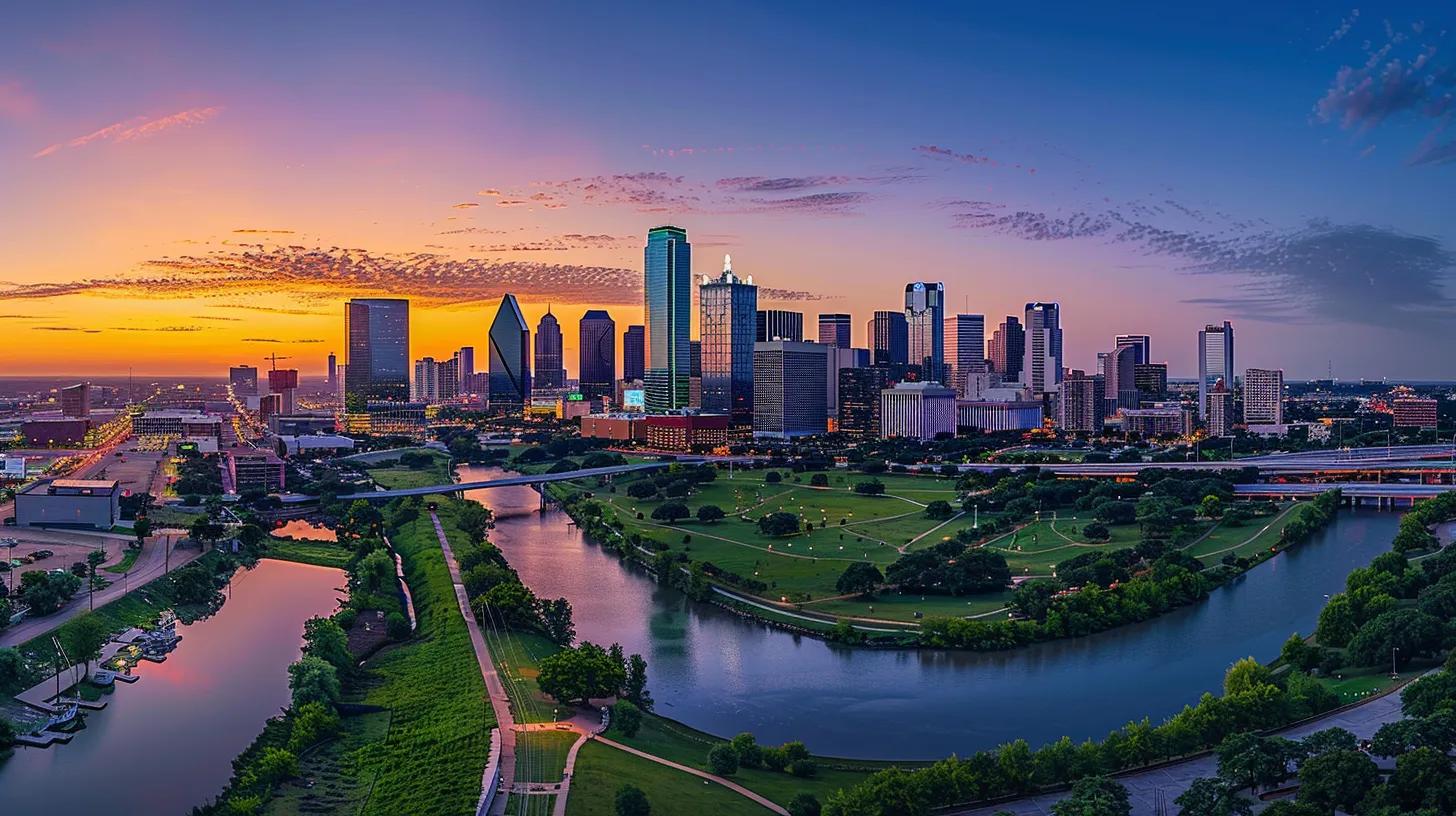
0,559,345,815
458,465,1401,760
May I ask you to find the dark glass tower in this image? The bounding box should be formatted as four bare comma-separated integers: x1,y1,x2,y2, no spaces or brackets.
488,293,530,407
990,316,1024,381
643,226,691,412
905,282,945,382
868,310,908,366
343,298,410,409
533,307,566,389
700,254,757,424
755,309,803,342
623,325,645,382
578,309,615,399
818,313,852,347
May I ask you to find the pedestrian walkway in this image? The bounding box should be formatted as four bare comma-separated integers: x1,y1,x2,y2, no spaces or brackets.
593,735,790,815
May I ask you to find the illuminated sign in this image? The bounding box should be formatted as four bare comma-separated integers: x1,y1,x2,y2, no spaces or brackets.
623,389,645,409
566,393,585,402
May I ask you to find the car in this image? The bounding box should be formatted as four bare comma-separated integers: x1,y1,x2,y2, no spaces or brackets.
30,549,54,560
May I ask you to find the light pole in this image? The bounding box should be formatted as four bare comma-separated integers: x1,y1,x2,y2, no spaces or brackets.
1391,646,1400,679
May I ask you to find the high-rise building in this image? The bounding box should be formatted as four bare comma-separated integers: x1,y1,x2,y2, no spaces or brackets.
454,347,475,390
1104,344,1140,416
989,317,1024,381
623,325,645,383
1023,302,1063,399
1115,334,1152,366
1206,378,1233,437
880,381,957,440
1059,370,1104,433
412,357,442,403
1123,408,1191,438
326,354,337,391
944,313,986,395
229,365,259,398
644,226,691,412
838,365,895,439
1134,363,1168,399
533,307,566,390
817,313,852,348
1198,321,1234,420
577,310,616,400
753,340,828,439
699,255,757,425
868,310,909,365
267,369,299,415
905,282,945,381
60,382,90,418
343,298,410,408
688,339,702,408
826,346,871,417
488,294,530,407
756,309,803,342
1244,368,1284,425
1393,397,1438,429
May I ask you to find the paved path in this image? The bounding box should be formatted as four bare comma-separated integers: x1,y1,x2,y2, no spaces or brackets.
430,511,516,816
594,735,789,815
0,533,196,648
953,687,1409,816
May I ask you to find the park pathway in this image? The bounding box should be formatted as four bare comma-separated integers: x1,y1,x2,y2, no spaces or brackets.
430,511,516,816
594,735,791,815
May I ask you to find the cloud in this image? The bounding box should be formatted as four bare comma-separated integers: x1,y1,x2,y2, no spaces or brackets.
452,202,479,209
716,175,851,192
233,229,296,235
109,325,206,332
745,191,871,216
1318,9,1361,51
0,78,39,120
242,337,324,344
33,326,102,333
915,144,1036,174
34,105,223,158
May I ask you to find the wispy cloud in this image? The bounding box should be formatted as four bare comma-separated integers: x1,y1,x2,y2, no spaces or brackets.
716,175,851,192
233,228,296,235
34,105,223,158
914,144,1036,174
1318,9,1360,51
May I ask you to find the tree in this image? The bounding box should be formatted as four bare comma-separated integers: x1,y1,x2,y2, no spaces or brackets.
730,732,763,768
18,569,82,616
1314,594,1357,647
86,548,106,609
613,700,643,737
624,653,652,709
351,549,395,597
764,471,782,484
925,500,954,520
385,611,410,640
539,597,575,646
132,515,152,549
1347,608,1446,668
810,473,829,487
536,641,626,706
455,502,494,543
626,480,658,500
303,616,352,674
1081,522,1110,541
708,743,740,775
1174,778,1253,816
758,512,801,537
836,562,884,598
0,647,23,687
287,701,342,753
189,515,225,550
1223,657,1274,697
614,784,651,816
1216,732,1290,792
787,793,822,816
696,504,726,523
236,523,266,555
650,502,690,523
248,746,299,787
853,479,885,496
61,613,111,674
478,581,540,629
1297,749,1380,814
1199,495,1224,519
288,655,340,709
1050,776,1130,816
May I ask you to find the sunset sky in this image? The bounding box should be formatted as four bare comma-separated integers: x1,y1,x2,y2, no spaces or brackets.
1,2,1453,379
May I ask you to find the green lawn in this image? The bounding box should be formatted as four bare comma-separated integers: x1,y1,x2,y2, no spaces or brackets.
264,537,352,569
514,730,578,783
565,741,773,816
1321,666,1421,705
490,630,571,725
102,548,140,574
263,710,392,815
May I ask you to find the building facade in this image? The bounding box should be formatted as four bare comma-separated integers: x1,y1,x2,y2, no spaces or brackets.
869,310,909,366
817,313,852,347
1393,397,1439,429
644,226,692,412
229,365,259,397
905,282,945,382
60,382,90,418
1134,363,1168,399
838,365,894,438
344,298,410,407
1103,344,1139,415
753,340,828,439
699,256,757,425
1206,378,1234,437
956,400,1043,432
488,293,531,407
623,324,645,382
578,310,616,400
756,309,803,342
533,307,567,390
1198,321,1234,420
944,313,986,394
989,316,1024,381
1243,368,1284,425
1023,302,1063,399
15,478,121,529
1122,408,1192,438
645,413,730,451
880,381,957,440
1059,370,1105,433
1114,334,1152,365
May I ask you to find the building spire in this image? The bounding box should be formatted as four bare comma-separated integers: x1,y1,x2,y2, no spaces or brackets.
723,253,732,273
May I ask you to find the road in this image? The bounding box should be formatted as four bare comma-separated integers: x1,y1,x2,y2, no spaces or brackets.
0,532,197,648
339,461,697,501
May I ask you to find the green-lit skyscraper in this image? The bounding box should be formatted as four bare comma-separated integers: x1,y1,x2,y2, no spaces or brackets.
643,225,691,412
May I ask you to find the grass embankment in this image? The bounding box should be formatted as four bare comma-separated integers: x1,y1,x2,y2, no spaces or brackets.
264,537,352,569
566,742,771,816
102,548,140,574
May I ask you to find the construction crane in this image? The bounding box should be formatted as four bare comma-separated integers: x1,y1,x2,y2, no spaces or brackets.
263,352,293,371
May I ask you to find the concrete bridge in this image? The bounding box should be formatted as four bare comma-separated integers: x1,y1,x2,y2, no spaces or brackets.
1234,481,1456,508
335,460,693,501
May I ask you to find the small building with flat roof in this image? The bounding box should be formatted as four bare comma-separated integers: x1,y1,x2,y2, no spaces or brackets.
15,478,121,529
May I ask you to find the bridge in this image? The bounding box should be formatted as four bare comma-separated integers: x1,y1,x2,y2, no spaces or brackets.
963,444,1456,479
1234,481,1456,506
335,461,691,501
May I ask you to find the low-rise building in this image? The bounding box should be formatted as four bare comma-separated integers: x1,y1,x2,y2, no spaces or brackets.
227,450,286,493
956,400,1043,432
133,410,224,441
15,478,121,529
880,381,957,440
580,413,646,442
22,418,92,447
645,412,730,451
277,434,357,456
1393,397,1438,430
1122,407,1192,438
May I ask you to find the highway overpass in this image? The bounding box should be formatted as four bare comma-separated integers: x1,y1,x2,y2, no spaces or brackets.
335,460,691,501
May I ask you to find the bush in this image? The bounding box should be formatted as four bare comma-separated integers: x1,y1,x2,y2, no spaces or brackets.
787,758,818,778
765,471,782,484
810,473,829,487
853,479,885,496
385,611,410,640
615,784,651,816
788,793,822,816
614,700,643,737
707,743,739,775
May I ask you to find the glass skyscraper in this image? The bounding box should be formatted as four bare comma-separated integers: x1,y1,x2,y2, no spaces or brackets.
1023,302,1063,398
869,310,909,366
578,309,615,399
622,325,645,382
533,307,566,389
1198,321,1234,420
817,313,852,347
643,226,691,412
343,298,410,409
905,282,945,383
700,254,757,425
488,293,530,407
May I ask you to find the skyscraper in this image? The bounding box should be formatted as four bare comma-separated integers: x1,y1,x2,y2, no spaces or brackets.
578,310,616,400
1104,343,1140,416
326,353,337,391
229,365,259,398
700,255,757,425
756,309,803,342
1206,378,1233,437
753,340,828,439
818,313,852,348
1244,368,1284,425
623,325,645,382
989,317,1024,381
1059,369,1104,433
488,294,530,407
343,298,410,408
1114,334,1152,366
533,307,566,389
905,282,945,381
643,226,691,412
868,310,909,365
454,347,475,391
1198,321,1235,420
1023,302,1063,399
944,313,986,393
60,382,90,418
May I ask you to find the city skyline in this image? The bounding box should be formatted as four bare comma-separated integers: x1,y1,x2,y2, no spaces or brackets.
1,4,1453,379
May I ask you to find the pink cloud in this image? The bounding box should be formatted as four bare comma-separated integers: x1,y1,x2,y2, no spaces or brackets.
34,105,224,158
0,78,39,120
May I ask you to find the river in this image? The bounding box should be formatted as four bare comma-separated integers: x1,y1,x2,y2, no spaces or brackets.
458,464,1401,760
0,559,345,815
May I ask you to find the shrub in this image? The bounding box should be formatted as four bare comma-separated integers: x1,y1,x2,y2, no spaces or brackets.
613,700,642,737
615,784,651,816
707,743,739,775
385,611,410,640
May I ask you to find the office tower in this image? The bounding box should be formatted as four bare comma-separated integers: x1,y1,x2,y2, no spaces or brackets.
1206,378,1233,437
756,309,804,342
905,282,946,381
826,346,871,416
838,366,894,438
326,353,337,390
60,382,90,418
752,340,828,439
1393,397,1439,429
880,381,957,440
868,310,909,365
488,294,530,407
944,313,986,395
344,298,410,408
578,310,616,400
818,313,852,348
229,365,259,398
643,226,691,412
1135,363,1168,399
689,339,702,407
454,347,475,389
1059,370,1105,433
1023,302,1063,399
267,369,299,415
412,357,440,403
533,307,566,390
989,317,1024,381
700,256,757,424
623,325,645,382
1198,321,1235,420
1244,368,1284,425
1103,344,1140,416
1115,334,1152,366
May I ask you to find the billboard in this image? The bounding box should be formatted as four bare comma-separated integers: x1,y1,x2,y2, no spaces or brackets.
0,457,25,479
623,389,645,410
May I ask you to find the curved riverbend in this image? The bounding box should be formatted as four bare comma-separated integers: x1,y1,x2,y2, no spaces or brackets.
459,464,1400,760
0,559,345,815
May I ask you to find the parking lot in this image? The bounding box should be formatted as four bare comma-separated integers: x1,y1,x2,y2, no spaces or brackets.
0,527,130,589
